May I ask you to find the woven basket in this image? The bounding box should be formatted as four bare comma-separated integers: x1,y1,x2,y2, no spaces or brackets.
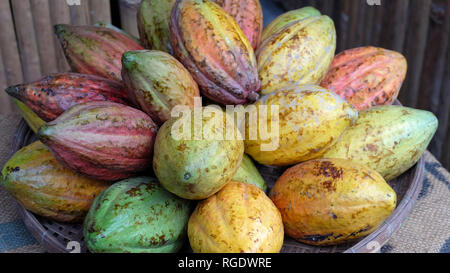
10,119,424,253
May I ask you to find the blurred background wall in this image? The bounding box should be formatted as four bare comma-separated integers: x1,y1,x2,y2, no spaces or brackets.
0,0,449,169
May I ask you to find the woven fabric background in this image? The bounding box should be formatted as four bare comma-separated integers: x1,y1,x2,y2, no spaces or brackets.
0,114,449,253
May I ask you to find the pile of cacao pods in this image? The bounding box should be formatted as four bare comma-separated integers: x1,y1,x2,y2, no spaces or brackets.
1,0,438,253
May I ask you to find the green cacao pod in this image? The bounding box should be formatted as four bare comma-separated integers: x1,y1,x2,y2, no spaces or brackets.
84,177,193,253
323,106,438,181
232,154,267,192
137,0,177,53
122,50,200,125
1,141,109,223
153,107,244,200
13,99,45,134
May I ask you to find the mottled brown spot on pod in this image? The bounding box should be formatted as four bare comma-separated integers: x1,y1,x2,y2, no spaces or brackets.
315,161,343,180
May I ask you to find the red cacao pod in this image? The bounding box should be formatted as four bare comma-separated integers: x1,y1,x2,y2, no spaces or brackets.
38,101,158,181
55,24,144,81
212,0,263,49
170,0,261,105
321,46,407,111
6,73,131,122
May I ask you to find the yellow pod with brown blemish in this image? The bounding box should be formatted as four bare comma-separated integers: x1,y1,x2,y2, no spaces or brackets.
261,6,321,43
257,15,336,95
1,141,109,223
244,85,358,166
188,181,284,253
323,105,438,181
270,159,397,246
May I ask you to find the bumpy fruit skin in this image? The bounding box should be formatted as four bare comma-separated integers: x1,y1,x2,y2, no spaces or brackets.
212,0,263,49
257,15,336,95
261,6,321,42
38,101,158,182
170,0,261,105
321,47,407,111
1,141,109,223
84,177,193,253
232,154,267,191
153,107,244,200
6,73,131,122
138,0,177,53
13,99,45,133
270,159,397,246
122,50,200,125
55,24,144,81
245,85,358,166
188,182,284,253
323,106,438,181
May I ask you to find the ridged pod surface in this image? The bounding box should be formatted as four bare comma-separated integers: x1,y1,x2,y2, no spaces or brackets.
188,182,284,253
55,24,144,81
153,107,244,200
1,141,109,223
257,15,336,95
261,6,321,42
94,22,141,44
321,47,407,111
122,50,200,125
245,85,358,166
170,0,261,105
13,99,45,133
232,154,267,191
323,106,438,181
270,159,396,246
38,101,158,181
84,177,193,253
212,0,263,49
138,0,177,53
6,73,131,122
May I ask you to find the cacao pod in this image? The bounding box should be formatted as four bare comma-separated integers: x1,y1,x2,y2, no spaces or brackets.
1,141,109,223
321,46,407,111
6,73,131,122
137,0,177,53
188,182,284,253
94,21,141,44
153,107,244,200
13,99,45,134
38,101,158,182
212,0,263,49
270,159,396,246
170,0,261,105
244,85,358,166
261,6,321,42
84,177,193,253
323,106,438,181
232,154,267,191
257,15,336,95
122,50,200,125
54,24,144,81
